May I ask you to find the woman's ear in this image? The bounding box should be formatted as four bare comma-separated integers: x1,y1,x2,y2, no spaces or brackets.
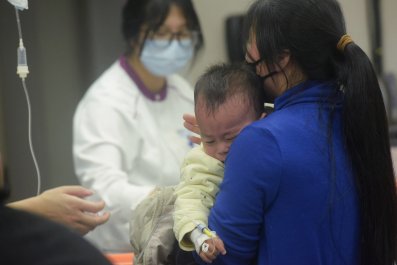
256,49,291,76
277,50,291,70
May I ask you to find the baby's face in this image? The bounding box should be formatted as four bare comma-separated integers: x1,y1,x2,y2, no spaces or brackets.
196,95,258,162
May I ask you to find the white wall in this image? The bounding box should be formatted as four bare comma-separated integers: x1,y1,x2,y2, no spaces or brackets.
382,0,397,75
339,0,370,56
187,0,254,84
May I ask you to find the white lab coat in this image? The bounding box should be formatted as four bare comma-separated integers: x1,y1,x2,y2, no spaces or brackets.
73,60,194,252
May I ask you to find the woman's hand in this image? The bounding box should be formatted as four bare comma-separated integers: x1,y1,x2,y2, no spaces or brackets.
8,186,110,235
183,113,201,145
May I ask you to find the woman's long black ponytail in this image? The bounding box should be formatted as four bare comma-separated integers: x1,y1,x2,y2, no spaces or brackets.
245,0,397,264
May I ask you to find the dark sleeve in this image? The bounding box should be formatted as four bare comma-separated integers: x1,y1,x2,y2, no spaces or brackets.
202,126,282,265
0,206,113,265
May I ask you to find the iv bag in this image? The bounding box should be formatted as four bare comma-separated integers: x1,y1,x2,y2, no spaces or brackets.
8,0,28,10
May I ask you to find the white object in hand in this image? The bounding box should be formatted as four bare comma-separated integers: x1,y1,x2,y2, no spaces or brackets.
201,242,210,253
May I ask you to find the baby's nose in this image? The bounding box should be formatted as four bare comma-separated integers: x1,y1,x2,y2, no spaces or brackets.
217,144,230,162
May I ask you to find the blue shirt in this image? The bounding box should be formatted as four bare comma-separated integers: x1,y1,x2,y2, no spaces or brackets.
199,80,360,265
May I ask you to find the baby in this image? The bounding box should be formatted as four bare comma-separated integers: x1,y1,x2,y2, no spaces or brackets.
173,62,266,263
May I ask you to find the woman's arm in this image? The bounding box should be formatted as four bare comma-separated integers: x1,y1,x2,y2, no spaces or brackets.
205,126,282,264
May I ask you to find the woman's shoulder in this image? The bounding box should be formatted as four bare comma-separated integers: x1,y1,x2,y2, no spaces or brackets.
166,74,194,101
80,61,141,107
249,108,302,133
92,61,139,94
245,115,279,135
166,73,192,88
233,116,285,154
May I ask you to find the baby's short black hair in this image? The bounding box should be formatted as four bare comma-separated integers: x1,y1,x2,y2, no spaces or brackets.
194,63,265,118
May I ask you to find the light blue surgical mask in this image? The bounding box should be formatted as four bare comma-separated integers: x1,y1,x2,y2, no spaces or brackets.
140,39,194,76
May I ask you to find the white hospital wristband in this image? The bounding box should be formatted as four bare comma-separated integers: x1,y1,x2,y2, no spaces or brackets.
190,227,210,254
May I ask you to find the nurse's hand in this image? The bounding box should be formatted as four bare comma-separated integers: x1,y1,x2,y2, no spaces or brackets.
8,185,110,235
183,113,201,145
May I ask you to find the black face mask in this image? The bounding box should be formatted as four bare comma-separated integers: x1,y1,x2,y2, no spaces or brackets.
245,60,278,103
245,59,278,81
259,70,278,82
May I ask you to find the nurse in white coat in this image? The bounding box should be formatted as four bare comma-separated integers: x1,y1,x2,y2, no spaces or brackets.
73,0,203,252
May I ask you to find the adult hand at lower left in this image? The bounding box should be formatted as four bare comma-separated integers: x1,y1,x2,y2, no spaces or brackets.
8,185,110,235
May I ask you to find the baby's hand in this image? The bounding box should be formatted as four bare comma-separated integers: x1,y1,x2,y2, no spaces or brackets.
199,236,226,263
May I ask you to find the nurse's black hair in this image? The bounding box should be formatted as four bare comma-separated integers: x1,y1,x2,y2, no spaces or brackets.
244,0,397,264
194,63,264,119
121,0,203,55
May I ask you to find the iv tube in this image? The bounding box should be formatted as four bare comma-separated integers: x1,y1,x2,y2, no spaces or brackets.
14,7,41,195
